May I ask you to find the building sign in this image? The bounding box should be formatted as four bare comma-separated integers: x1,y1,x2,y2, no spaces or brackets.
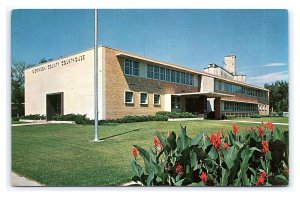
32,54,86,74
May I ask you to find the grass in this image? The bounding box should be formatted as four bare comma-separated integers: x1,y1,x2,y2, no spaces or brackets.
12,120,28,124
12,119,289,186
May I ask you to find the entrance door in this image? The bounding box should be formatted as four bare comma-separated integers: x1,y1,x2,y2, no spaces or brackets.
46,92,63,120
186,97,201,114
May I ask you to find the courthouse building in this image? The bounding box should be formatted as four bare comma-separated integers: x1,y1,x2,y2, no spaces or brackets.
24,46,269,120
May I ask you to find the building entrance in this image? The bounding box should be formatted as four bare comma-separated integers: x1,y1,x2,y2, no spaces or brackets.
46,92,63,120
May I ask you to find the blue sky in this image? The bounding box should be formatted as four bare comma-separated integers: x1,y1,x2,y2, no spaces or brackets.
11,9,288,86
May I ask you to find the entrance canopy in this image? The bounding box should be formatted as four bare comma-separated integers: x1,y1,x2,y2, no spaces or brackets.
172,91,235,98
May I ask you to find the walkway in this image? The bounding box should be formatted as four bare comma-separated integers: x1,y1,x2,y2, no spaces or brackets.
11,122,49,127
11,172,43,186
221,119,289,126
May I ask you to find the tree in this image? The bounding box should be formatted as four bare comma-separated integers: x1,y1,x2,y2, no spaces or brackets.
11,62,27,117
39,58,53,64
264,81,288,113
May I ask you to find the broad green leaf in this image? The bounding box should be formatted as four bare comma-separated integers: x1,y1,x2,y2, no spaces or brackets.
193,146,208,160
242,171,250,186
191,133,203,146
221,168,230,186
233,178,241,186
234,141,243,149
276,175,288,182
224,146,238,169
154,131,166,148
146,170,155,186
174,178,185,186
133,145,150,162
208,146,218,160
131,160,143,177
188,182,205,186
167,131,177,150
266,151,272,160
190,151,197,168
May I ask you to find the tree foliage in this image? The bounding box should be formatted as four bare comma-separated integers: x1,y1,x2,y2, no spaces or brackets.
264,81,288,113
11,62,27,117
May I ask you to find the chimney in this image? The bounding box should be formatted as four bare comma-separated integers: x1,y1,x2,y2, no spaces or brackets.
224,54,236,75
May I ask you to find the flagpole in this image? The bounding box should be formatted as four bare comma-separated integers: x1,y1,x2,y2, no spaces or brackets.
94,9,99,142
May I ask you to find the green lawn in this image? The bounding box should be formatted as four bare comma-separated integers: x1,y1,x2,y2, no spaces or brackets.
12,119,288,186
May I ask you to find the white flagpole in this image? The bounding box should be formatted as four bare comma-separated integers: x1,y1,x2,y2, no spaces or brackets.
94,9,99,142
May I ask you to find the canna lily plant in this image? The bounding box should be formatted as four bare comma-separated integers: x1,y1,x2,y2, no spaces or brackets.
130,122,288,186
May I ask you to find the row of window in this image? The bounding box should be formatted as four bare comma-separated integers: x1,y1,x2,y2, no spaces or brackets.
223,101,258,112
215,80,268,98
124,91,161,105
124,59,139,76
124,59,195,86
147,64,194,86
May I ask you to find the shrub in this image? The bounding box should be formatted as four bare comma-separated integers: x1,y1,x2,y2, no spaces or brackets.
20,114,46,120
222,115,237,120
156,111,198,119
52,114,92,125
130,122,288,186
12,117,20,121
250,114,262,118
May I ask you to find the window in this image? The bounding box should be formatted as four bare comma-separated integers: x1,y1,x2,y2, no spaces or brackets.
171,70,176,82
147,65,154,79
140,93,148,104
124,59,132,75
185,73,189,85
160,67,165,81
171,97,181,110
154,66,159,80
189,74,194,85
166,69,170,82
154,94,160,105
181,72,185,84
176,71,180,83
124,91,134,104
133,61,139,76
124,59,139,76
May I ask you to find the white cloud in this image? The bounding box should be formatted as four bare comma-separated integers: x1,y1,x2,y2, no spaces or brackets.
247,71,289,84
263,62,287,67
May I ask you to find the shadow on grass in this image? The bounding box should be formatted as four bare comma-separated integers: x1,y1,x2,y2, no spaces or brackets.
99,128,141,140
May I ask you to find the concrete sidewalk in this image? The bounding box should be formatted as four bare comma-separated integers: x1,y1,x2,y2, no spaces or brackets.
11,172,43,186
11,122,49,127
221,119,289,126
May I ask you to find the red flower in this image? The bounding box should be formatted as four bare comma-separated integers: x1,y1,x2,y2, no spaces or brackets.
175,163,184,176
153,136,163,149
199,172,208,182
232,123,239,135
258,126,264,137
209,132,221,152
132,147,139,158
266,122,275,132
261,141,269,156
217,129,224,136
256,171,267,186
223,143,230,150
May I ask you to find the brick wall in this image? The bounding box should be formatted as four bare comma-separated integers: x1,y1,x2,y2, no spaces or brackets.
104,47,198,119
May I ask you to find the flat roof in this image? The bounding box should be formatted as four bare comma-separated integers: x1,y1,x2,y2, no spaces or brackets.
172,92,235,98
116,51,269,92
